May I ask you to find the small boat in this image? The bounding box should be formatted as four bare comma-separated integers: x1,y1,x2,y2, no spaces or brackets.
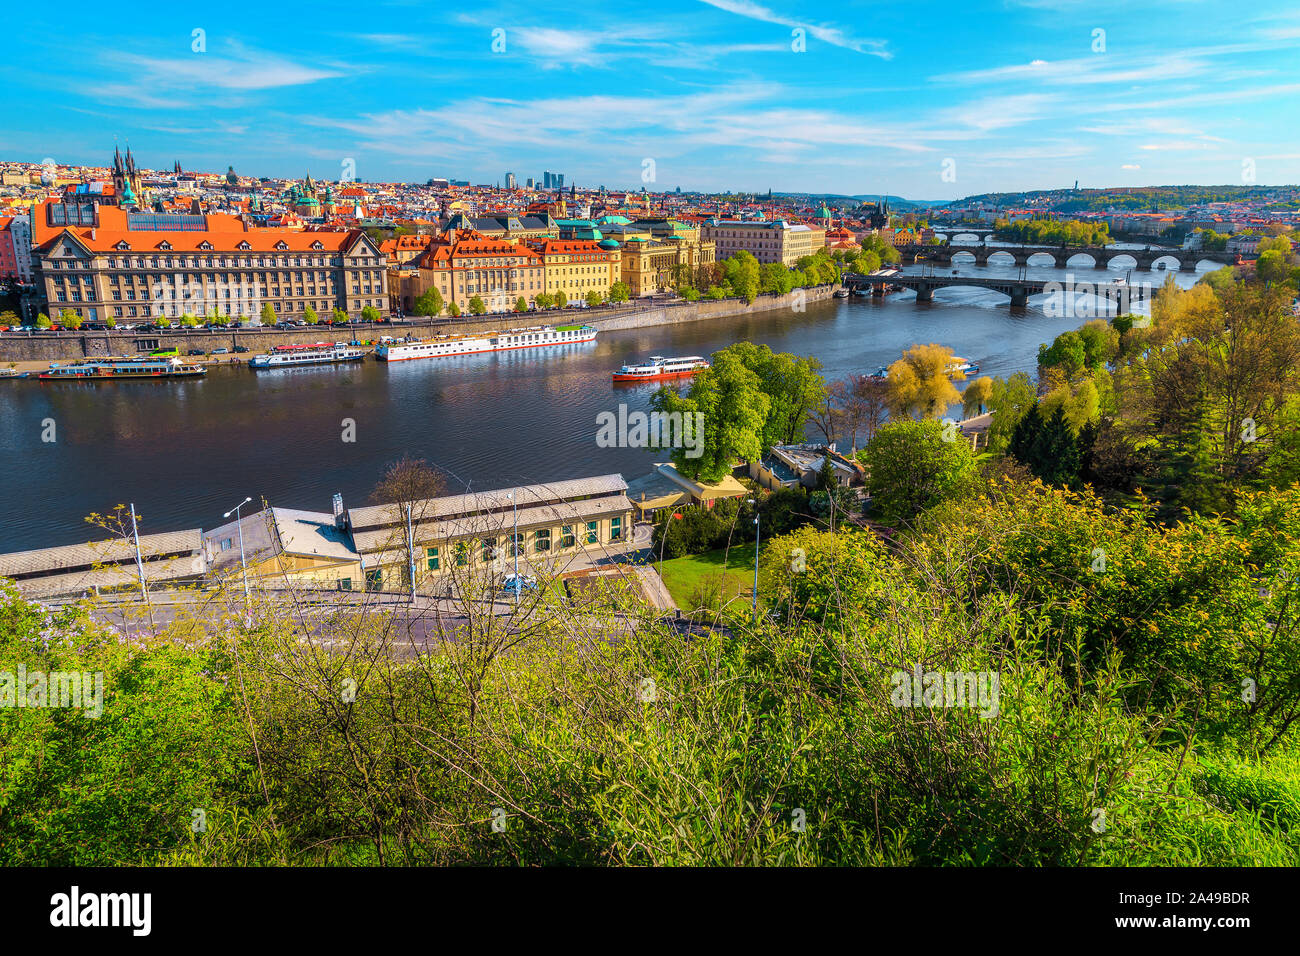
612,355,710,383
38,356,206,381
833,289,850,298
946,357,980,377
869,366,889,380
0,368,29,380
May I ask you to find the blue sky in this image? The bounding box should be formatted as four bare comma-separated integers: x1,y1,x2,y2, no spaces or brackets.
5,0,1300,198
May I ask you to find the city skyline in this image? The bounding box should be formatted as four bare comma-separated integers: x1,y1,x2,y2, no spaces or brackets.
5,1,1300,197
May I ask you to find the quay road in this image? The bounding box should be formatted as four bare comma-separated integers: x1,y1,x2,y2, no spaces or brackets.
76,586,643,656
845,271,1151,309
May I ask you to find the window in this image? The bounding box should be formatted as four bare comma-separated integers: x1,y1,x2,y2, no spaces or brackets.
426,546,439,571
611,516,623,540
219,538,233,552
338,578,352,592
482,538,497,563
586,521,599,544
365,568,383,591
535,528,551,552
455,542,469,567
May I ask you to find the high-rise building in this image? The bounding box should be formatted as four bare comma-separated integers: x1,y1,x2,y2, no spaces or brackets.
556,173,565,189
543,171,555,189
526,177,534,189
505,172,517,190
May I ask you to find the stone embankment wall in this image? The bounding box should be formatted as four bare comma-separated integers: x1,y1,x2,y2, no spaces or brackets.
0,285,839,362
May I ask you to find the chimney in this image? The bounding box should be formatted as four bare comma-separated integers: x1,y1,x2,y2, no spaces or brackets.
332,492,346,529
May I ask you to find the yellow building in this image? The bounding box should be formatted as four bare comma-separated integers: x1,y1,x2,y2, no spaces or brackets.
528,239,621,302
618,236,716,297
204,507,364,591
346,475,634,590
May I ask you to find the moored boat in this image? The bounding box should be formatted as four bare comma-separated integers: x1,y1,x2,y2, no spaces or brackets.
612,355,710,383
376,324,596,362
250,342,367,368
38,356,206,381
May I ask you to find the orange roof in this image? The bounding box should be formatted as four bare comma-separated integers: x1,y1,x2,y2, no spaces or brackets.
418,233,542,269
530,239,612,256
39,223,371,255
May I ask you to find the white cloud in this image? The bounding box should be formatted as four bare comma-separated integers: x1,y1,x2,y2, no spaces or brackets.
698,0,891,57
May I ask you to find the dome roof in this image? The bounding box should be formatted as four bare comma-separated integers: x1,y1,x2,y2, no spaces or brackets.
815,204,833,219
598,238,620,249
597,214,632,225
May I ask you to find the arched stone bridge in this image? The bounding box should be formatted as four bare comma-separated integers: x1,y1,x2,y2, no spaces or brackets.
844,272,1151,309
898,242,1235,272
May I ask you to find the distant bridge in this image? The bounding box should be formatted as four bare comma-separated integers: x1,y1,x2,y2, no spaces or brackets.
898,241,1234,272
845,272,1151,309
928,225,996,239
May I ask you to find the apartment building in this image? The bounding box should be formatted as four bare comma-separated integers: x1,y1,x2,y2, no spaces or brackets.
0,214,33,282
412,230,545,312
528,239,621,301
700,219,825,266
32,200,388,323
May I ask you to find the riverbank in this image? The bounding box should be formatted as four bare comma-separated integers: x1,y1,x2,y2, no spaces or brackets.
0,285,839,364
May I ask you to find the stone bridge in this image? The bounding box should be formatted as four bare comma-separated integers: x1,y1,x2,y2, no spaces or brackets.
898,242,1234,272
845,272,1151,310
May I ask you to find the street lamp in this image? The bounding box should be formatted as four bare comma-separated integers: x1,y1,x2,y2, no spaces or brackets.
748,498,759,627
222,496,253,606
507,490,519,604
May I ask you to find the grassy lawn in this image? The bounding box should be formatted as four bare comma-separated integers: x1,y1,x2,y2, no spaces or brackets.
657,545,762,612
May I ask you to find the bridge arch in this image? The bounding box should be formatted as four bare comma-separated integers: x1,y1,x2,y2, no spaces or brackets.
1024,251,1059,267
985,249,1019,264
1063,251,1099,269
1104,252,1139,270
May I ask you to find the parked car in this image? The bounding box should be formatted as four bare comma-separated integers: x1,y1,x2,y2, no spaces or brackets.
187,348,205,356
232,345,250,353
500,573,538,596
212,347,230,355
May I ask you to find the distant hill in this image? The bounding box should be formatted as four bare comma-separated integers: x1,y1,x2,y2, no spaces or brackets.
939,184,1298,213
769,192,933,208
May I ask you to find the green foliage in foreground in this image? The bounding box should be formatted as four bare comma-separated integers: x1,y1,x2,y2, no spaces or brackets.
2,479,1300,866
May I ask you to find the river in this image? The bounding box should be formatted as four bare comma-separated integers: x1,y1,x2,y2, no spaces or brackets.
0,253,1204,550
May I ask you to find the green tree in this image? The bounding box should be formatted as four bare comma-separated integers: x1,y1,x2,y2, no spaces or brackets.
58,309,83,330
861,419,976,525
468,296,487,315
303,306,319,325
332,308,349,324
609,281,630,303
515,297,528,312
260,303,276,324
1009,403,1084,488
555,290,569,309
650,349,771,482
35,314,52,329
535,292,554,310
447,301,461,317
585,290,603,308
414,288,443,317
361,306,381,323
985,372,1037,455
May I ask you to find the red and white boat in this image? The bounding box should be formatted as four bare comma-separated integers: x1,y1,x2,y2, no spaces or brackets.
612,355,710,383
